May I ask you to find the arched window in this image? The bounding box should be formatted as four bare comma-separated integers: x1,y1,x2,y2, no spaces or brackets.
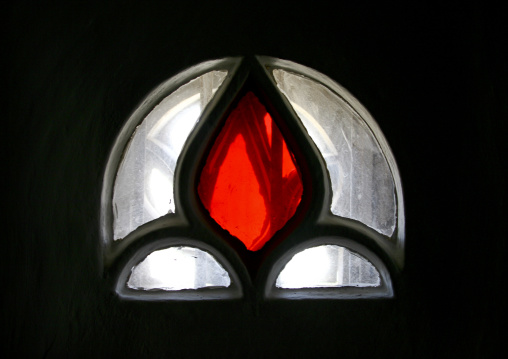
101,57,404,300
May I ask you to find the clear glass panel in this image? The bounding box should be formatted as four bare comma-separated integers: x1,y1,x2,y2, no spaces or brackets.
276,245,380,289
273,69,396,237
113,71,227,240
127,246,231,291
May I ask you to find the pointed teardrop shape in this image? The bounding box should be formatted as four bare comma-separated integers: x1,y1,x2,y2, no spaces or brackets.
198,92,303,251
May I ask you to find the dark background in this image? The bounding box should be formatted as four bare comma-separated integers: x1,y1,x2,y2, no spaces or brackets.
5,2,505,358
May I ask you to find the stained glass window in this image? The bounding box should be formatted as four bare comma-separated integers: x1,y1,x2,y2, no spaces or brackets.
103,57,403,300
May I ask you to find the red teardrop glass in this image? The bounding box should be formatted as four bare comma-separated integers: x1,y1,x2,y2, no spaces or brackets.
198,92,303,251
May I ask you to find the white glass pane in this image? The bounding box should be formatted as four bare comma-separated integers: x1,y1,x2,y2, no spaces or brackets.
127,246,231,291
273,70,396,237
276,245,380,289
113,71,227,239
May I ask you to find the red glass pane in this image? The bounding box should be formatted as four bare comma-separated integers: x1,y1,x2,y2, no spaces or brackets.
198,92,303,251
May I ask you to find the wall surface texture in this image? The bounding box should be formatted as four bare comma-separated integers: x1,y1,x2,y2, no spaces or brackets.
5,2,505,358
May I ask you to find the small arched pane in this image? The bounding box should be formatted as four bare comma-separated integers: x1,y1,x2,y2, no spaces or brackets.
113,71,227,240
276,245,380,289
273,69,396,237
127,246,231,291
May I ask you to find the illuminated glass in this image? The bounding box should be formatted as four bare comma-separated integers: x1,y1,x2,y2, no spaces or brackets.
127,246,231,290
276,245,380,288
113,71,227,240
198,92,303,251
273,69,396,237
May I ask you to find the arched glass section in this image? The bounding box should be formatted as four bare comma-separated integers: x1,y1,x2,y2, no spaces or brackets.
112,71,227,240
127,246,231,291
264,237,393,299
273,69,396,237
276,245,380,289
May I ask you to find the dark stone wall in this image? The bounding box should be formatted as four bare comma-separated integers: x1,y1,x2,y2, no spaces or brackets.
5,2,505,357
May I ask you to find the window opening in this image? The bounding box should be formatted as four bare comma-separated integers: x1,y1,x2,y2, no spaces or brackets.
198,92,303,251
